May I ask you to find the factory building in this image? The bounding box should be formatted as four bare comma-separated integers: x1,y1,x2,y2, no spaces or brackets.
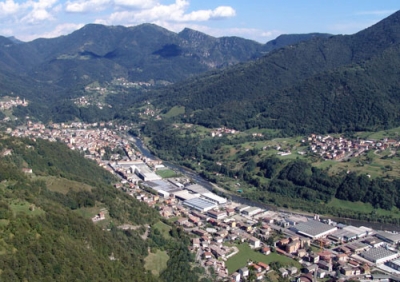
376,231,400,245
201,192,227,205
291,220,337,239
360,247,398,264
142,179,182,198
183,198,217,212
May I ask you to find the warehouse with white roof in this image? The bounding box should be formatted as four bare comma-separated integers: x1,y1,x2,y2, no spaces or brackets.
376,231,400,244
360,247,398,264
291,220,337,239
142,179,182,198
183,198,217,212
201,192,227,205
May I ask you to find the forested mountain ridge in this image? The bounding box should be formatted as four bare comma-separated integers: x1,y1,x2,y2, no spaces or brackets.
0,24,327,103
0,135,200,281
145,10,400,134
0,24,329,124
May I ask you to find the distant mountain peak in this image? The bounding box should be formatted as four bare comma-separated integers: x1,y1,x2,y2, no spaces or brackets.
7,36,23,44
178,28,214,41
0,36,14,46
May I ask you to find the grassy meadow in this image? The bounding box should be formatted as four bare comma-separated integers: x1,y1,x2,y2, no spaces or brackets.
144,249,169,276
225,243,300,274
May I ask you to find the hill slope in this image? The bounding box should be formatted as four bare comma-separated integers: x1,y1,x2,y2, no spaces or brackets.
0,24,330,116
0,135,198,281
146,10,400,133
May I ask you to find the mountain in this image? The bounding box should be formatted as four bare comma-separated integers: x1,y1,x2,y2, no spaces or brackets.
0,24,263,101
7,36,23,44
146,10,400,134
0,24,330,108
261,33,331,53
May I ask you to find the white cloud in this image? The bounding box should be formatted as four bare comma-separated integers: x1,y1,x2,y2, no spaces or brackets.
104,0,235,25
210,6,235,19
0,0,58,24
22,8,52,22
34,0,58,10
65,0,111,13
19,0,59,24
0,0,21,16
1,0,241,42
113,0,156,9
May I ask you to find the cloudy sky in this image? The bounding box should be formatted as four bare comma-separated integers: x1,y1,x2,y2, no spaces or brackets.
0,0,399,43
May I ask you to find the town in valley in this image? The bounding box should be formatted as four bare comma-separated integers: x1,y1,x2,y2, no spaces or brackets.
6,120,400,282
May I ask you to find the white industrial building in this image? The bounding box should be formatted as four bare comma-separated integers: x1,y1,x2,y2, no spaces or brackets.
183,198,217,212
132,164,161,181
207,209,227,220
241,207,262,217
329,225,368,242
201,192,227,205
360,247,399,264
142,179,182,198
173,190,200,201
291,220,337,239
185,184,209,194
386,258,400,272
376,231,400,244
168,179,184,188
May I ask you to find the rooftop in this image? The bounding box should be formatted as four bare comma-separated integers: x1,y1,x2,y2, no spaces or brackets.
183,197,217,211
388,258,400,267
361,247,398,262
376,231,400,243
174,190,200,201
343,225,367,236
185,184,209,194
143,179,182,193
292,220,337,238
330,229,357,240
202,192,227,204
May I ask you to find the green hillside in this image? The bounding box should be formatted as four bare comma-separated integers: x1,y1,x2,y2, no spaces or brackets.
0,24,330,123
0,135,201,281
144,10,400,134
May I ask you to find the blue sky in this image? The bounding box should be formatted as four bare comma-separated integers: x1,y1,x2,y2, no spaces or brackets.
0,0,398,42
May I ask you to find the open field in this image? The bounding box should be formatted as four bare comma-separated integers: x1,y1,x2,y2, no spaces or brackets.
312,148,400,179
354,126,400,140
326,198,400,218
0,220,9,227
156,169,180,178
164,106,185,118
39,176,93,194
9,200,45,217
144,249,169,276
225,243,300,274
152,220,172,239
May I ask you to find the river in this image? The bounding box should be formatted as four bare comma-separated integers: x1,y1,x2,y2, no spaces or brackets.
130,135,400,232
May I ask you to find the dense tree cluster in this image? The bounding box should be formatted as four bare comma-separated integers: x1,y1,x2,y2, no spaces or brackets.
0,135,201,281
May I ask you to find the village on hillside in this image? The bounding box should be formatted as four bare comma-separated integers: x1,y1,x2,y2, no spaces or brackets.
306,134,400,161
